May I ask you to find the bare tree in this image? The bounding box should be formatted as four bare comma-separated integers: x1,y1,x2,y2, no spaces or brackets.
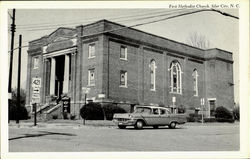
186,31,210,49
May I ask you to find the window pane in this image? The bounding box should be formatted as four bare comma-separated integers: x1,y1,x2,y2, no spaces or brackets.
170,61,181,93
33,57,39,69
150,60,155,90
88,69,95,85
89,44,95,57
120,46,126,59
120,71,126,86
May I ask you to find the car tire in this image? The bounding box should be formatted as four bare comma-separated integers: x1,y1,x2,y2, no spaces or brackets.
118,125,126,129
169,122,176,129
153,126,158,129
135,120,144,129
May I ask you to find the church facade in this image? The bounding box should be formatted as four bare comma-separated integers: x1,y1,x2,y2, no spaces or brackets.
26,19,234,118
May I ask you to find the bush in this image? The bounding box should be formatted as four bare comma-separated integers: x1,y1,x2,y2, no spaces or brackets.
216,118,235,123
177,105,186,114
103,105,126,120
186,113,202,122
233,106,240,121
52,114,58,119
80,102,104,120
70,114,76,120
186,116,195,122
158,102,165,107
204,117,217,122
9,88,29,120
215,106,234,123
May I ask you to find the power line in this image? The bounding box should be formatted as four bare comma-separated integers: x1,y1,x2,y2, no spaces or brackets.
16,9,187,31
8,11,13,19
211,9,239,19
8,9,239,53
16,9,194,33
17,9,181,28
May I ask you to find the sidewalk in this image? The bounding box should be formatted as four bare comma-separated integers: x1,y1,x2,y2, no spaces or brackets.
8,119,239,128
8,119,116,128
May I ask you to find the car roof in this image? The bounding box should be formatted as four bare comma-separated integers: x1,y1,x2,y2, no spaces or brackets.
135,105,168,109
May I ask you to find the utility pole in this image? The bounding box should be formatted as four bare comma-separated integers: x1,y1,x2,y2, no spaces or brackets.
8,9,16,98
16,34,22,124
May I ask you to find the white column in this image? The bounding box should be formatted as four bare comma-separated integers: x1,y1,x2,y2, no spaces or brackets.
63,54,70,94
50,57,56,95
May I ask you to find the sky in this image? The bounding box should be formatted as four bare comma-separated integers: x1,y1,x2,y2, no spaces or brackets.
7,8,239,103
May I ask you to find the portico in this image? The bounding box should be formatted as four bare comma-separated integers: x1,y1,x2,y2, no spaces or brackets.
43,47,76,102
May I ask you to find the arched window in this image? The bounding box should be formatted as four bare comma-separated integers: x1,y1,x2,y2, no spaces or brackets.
150,60,156,90
192,69,198,96
170,61,182,94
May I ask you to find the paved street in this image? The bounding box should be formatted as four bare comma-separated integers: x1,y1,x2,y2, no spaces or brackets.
9,122,239,152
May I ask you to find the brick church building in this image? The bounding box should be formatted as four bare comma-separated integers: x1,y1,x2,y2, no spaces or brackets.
26,19,234,118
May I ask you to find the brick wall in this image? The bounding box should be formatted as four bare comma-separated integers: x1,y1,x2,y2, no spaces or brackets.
26,20,234,118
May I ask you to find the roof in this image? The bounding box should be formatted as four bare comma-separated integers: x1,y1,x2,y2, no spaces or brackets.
135,105,168,109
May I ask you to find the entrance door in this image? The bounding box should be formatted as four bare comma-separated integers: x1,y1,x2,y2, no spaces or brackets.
209,100,216,117
55,55,65,101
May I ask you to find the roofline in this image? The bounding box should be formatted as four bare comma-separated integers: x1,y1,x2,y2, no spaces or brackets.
29,27,76,43
102,20,233,54
28,19,232,55
135,105,167,109
101,19,206,52
206,48,233,54
76,19,107,29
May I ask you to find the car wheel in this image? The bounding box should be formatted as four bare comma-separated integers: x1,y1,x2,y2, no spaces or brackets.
135,120,144,129
118,125,126,129
153,126,158,129
169,122,176,129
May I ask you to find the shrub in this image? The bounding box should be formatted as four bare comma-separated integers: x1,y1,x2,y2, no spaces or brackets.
52,114,58,119
158,102,165,107
215,106,234,123
9,88,29,120
187,113,202,122
103,105,126,120
80,102,104,120
70,114,76,120
233,106,240,121
177,105,186,114
186,116,195,122
204,117,217,122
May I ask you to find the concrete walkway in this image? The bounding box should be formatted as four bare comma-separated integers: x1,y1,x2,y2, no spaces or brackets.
8,119,116,128
8,119,239,128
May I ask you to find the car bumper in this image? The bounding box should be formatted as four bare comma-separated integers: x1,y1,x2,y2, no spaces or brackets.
113,119,137,126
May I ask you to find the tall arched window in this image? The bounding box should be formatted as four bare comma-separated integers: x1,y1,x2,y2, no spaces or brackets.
170,61,182,94
150,60,156,91
192,69,198,96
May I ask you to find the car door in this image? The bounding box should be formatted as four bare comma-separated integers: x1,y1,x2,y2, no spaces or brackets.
159,108,171,125
142,108,161,125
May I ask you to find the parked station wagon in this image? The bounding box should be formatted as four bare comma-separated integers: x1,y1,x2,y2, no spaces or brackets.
113,106,187,129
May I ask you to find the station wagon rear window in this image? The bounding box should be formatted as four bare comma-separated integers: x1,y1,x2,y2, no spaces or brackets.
134,107,151,114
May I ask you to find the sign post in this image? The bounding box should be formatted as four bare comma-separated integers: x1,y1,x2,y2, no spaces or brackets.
32,77,41,126
33,103,37,126
82,87,90,125
200,98,205,124
172,97,176,114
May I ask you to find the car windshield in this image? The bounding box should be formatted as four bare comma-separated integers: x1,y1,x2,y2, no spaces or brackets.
134,107,151,114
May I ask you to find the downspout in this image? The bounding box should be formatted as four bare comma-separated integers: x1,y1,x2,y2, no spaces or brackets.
107,38,110,98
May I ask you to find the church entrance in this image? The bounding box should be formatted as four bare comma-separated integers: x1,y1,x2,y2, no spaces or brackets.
55,55,65,101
